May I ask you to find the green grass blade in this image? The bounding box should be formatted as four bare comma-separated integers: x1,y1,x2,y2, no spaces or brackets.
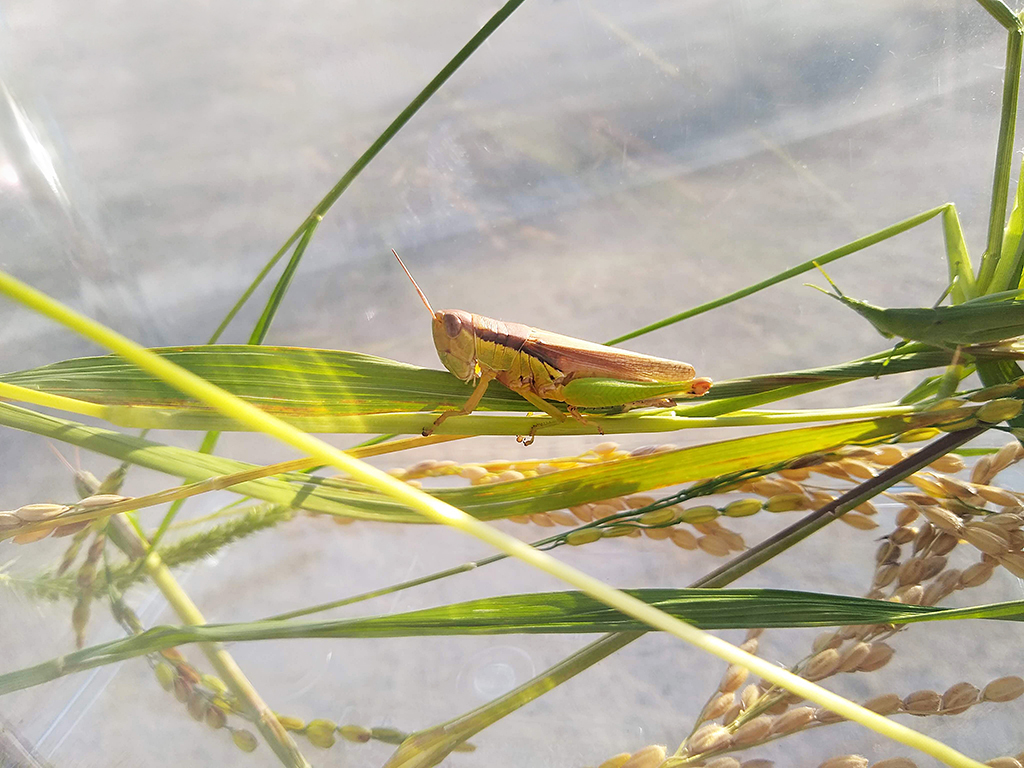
0,346,529,425
0,345,962,433
1,589,1021,696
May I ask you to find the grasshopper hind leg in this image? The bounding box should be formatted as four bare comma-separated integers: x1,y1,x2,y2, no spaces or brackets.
516,428,538,447
515,404,603,447
611,397,675,412
513,389,577,446
566,405,604,435
515,406,598,446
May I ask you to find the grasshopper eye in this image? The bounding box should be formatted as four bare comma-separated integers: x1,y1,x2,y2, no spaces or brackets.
443,313,463,338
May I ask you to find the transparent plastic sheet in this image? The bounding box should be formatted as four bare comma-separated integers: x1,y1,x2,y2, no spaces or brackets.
1,2,1021,767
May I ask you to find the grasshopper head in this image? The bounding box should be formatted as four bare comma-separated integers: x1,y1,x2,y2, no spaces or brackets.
432,309,477,381
392,249,479,380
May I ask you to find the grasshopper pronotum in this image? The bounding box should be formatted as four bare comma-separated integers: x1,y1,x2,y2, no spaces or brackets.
394,251,711,442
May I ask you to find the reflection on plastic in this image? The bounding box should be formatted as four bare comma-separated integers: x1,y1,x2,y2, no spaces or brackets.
0,81,66,204
0,68,155,347
457,645,537,702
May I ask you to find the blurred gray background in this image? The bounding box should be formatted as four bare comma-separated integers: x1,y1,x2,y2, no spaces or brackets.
1,1,1023,767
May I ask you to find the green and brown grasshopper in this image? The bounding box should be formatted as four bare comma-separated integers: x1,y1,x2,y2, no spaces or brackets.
394,251,712,442
810,271,1024,347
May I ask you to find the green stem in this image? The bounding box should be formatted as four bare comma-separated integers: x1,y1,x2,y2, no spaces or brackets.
248,223,317,346
149,430,222,551
977,4,1023,293
115,523,310,768
382,631,642,768
264,556,503,622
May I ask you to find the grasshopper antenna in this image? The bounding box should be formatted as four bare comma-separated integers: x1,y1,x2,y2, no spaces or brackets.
393,249,436,317
804,261,846,298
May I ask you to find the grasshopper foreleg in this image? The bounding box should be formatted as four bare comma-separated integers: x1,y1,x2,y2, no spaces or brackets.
874,340,909,378
425,373,495,436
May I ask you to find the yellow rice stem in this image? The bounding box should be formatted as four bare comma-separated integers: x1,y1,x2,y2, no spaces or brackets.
0,381,108,419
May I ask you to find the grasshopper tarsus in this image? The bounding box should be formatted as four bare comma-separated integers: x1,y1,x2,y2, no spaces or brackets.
517,420,544,447
874,340,909,379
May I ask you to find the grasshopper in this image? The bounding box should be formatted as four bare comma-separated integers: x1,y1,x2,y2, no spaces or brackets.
393,251,712,442
809,265,1024,347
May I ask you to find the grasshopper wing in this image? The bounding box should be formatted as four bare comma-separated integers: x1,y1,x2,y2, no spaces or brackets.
521,330,697,383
